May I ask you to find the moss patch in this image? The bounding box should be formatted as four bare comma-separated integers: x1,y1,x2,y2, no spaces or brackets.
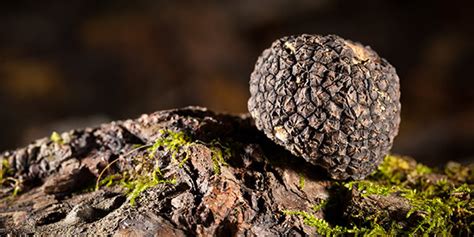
0,159,11,185
96,129,232,205
0,158,21,199
283,155,474,236
202,140,232,175
298,173,305,190
50,131,64,145
282,210,387,236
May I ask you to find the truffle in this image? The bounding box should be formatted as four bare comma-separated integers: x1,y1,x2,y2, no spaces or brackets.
248,34,401,180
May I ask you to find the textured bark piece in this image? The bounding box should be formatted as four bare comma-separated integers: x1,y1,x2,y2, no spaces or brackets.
0,107,469,236
248,34,401,180
0,107,330,236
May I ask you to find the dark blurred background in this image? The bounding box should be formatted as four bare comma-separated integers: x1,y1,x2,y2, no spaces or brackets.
0,1,473,166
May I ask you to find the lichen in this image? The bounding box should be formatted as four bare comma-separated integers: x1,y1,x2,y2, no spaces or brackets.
283,155,474,236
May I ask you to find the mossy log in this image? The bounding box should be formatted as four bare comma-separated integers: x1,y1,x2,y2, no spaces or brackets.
0,107,472,236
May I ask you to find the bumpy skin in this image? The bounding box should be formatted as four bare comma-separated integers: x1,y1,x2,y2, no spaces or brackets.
248,34,401,180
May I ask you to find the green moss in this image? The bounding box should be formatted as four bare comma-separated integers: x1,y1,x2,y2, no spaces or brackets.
344,180,394,197
283,155,474,236
283,210,342,236
148,129,191,161
10,179,21,197
350,156,472,235
402,181,473,235
372,155,431,185
0,158,21,199
121,169,177,206
445,161,474,183
312,199,327,212
96,129,232,205
97,173,123,188
206,140,231,175
283,210,388,236
96,130,190,205
0,159,11,185
298,173,305,190
50,131,64,145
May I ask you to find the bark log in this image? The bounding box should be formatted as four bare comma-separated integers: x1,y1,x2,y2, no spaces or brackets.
0,107,472,236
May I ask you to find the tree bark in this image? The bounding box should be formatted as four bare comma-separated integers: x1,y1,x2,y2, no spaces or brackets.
0,107,472,236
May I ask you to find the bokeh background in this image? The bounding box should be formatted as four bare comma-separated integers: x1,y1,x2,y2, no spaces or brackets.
1,1,473,166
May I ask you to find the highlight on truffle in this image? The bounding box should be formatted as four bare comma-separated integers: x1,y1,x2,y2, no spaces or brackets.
248,34,401,180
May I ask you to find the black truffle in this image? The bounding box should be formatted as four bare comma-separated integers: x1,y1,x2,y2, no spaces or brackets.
248,34,401,180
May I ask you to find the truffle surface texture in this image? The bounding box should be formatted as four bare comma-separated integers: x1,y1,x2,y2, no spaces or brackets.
248,34,401,180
